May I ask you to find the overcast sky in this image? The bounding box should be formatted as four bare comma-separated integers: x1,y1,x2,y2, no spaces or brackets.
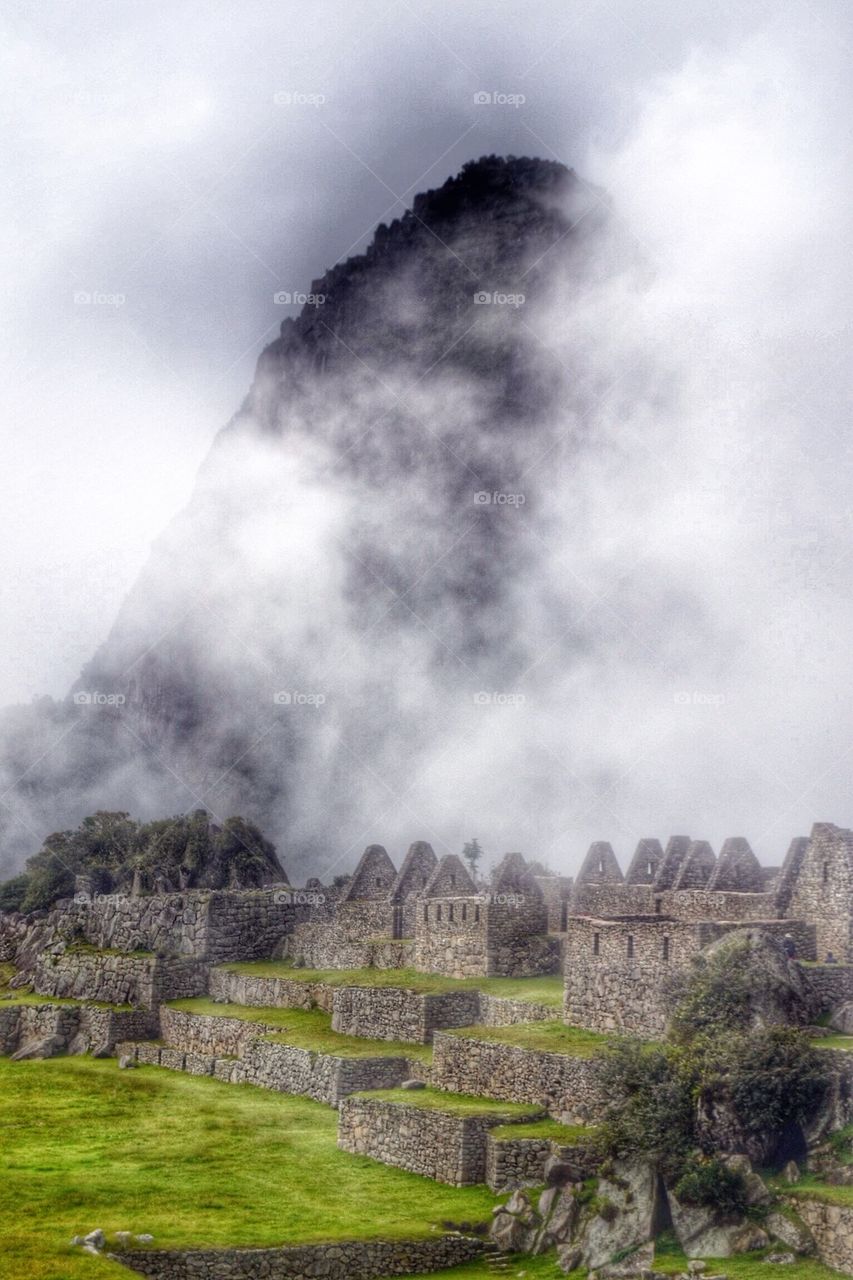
1,2,852,868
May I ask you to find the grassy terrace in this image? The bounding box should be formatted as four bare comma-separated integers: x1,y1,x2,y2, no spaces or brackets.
812,1033,853,1051
0,964,133,1013
787,1174,853,1207
354,1086,541,1119
218,961,564,1007
442,1020,609,1057
488,1118,595,1143
167,997,433,1061
0,1057,499,1280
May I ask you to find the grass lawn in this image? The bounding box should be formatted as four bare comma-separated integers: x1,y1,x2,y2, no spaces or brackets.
354,1086,542,1119
0,1056,499,1280
442,1021,609,1057
488,1119,595,1143
167,997,433,1062
812,1034,853,1051
786,1173,853,1207
218,962,564,1007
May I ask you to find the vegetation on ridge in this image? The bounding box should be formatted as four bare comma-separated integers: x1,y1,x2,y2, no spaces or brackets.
0,809,283,913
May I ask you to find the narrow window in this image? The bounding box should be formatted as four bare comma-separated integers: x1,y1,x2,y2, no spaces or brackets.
437,905,442,922
375,876,382,887
423,904,429,923
462,903,467,922
593,932,600,956
560,901,568,931
474,905,480,923
448,903,454,922
654,897,662,914
662,936,670,961
450,873,456,888
823,862,830,884
627,935,634,959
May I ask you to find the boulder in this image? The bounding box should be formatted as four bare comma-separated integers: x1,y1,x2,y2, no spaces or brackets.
594,1241,656,1278
781,1160,800,1185
579,1160,660,1269
765,1210,814,1254
765,1254,796,1265
828,1002,853,1033
557,1243,583,1273
83,1229,105,1250
400,1079,426,1090
11,1033,65,1061
666,1185,769,1258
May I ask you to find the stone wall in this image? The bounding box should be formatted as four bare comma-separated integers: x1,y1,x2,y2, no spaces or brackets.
484,1131,600,1192
414,896,555,979
805,963,853,1016
154,1008,414,1104
791,1197,853,1275
787,824,853,963
337,1095,540,1185
331,986,481,1044
208,967,335,1012
335,901,396,943
284,923,415,970
114,1234,485,1280
564,916,817,1037
28,950,207,1009
476,994,558,1026
0,1002,155,1055
430,1032,603,1123
569,882,779,924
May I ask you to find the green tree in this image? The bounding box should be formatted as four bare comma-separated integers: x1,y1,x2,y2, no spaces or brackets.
462,838,484,882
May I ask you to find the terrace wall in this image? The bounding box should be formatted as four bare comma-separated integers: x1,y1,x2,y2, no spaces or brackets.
114,1234,485,1280
337,1095,538,1185
791,1199,853,1275
28,950,207,1008
0,1002,155,1055
430,1031,603,1124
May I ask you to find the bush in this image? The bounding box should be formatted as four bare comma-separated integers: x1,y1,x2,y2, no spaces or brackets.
595,1039,694,1177
673,1156,747,1217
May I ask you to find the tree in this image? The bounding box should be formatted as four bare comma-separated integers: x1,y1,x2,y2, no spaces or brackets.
462,838,484,881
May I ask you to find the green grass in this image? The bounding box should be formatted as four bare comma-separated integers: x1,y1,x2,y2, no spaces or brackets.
442,1021,609,1057
812,1034,853,1051
167,997,432,1062
786,1173,853,1207
354,1086,542,1119
488,1119,595,1143
0,1056,499,1280
218,962,563,1007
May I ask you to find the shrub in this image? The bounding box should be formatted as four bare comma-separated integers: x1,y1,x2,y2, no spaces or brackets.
673,1156,747,1217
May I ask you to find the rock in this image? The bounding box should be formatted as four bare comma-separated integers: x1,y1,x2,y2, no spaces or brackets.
115,1231,132,1244
688,1263,707,1274
491,1209,537,1253
547,1186,581,1244
666,1184,769,1258
10,1033,65,1061
118,1055,136,1070
765,1254,796,1265
83,1229,105,1249
765,1210,814,1254
828,1002,853,1033
92,1043,112,1059
70,1236,83,1246
781,1160,800,1185
545,1157,578,1186
723,1155,752,1175
135,1234,154,1244
595,1242,656,1278
579,1160,660,1269
557,1244,583,1273
743,1172,772,1206
506,1190,532,1215
400,1079,426,1090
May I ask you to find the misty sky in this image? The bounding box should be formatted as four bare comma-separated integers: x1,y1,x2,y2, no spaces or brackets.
1,0,852,869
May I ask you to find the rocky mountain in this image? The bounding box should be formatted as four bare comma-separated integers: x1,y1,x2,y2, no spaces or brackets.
0,156,635,879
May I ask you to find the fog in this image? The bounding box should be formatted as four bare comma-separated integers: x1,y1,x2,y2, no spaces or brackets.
1,0,851,878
